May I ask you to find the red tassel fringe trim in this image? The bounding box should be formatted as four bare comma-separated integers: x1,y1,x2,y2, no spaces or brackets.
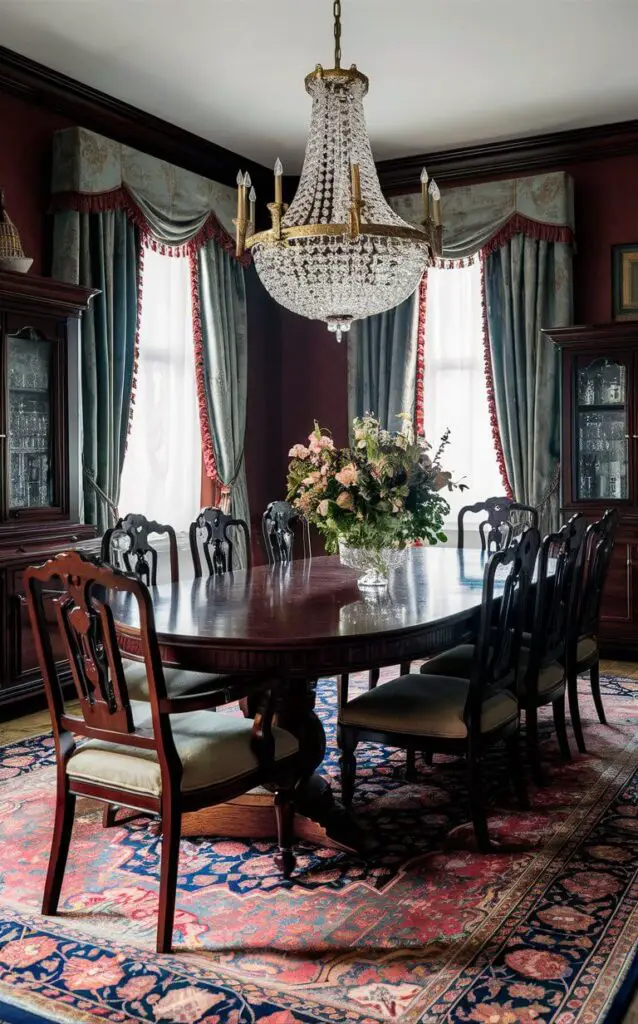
480,214,573,257
50,187,251,267
415,273,427,439
189,250,220,484
125,237,145,449
480,256,513,498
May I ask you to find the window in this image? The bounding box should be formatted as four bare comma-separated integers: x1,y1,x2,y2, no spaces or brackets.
119,247,202,531
423,260,503,530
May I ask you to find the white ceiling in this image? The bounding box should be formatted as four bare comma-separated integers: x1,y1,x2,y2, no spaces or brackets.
2,0,638,172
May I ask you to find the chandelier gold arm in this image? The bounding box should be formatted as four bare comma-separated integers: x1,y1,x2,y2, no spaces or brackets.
245,220,442,253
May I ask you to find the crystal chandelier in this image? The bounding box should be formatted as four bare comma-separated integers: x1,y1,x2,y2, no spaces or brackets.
235,0,442,342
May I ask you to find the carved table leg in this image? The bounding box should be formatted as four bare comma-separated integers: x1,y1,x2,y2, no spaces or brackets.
181,678,376,855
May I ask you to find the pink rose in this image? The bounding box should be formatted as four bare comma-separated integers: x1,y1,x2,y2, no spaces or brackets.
308,434,334,454
317,499,330,516
335,463,358,487
336,491,354,510
288,444,310,459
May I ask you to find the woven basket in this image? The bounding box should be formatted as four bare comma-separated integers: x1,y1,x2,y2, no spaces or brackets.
0,190,25,259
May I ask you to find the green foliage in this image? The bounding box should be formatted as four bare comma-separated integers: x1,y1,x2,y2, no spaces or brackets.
286,414,465,553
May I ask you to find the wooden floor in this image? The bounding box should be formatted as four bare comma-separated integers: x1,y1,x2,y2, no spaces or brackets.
1,664,637,1022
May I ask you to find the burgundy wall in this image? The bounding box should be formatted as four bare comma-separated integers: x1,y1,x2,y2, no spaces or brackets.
0,92,73,275
567,153,638,324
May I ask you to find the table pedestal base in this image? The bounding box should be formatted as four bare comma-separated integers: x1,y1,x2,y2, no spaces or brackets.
181,774,375,855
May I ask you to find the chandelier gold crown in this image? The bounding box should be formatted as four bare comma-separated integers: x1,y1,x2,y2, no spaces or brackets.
235,0,443,342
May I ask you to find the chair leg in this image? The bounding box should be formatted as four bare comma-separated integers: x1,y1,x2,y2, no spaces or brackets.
423,750,433,767
274,788,296,879
368,668,380,690
400,662,410,676
567,667,587,754
552,693,572,761
102,804,118,828
468,748,490,853
406,747,417,782
42,786,76,916
156,800,181,954
338,729,357,807
525,705,544,787
590,658,606,725
505,732,529,810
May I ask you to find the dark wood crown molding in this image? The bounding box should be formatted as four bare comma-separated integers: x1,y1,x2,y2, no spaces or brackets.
376,120,638,194
3,43,638,201
0,44,272,195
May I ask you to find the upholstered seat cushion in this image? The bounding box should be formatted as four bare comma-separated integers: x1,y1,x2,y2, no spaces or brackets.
123,659,223,701
420,644,475,678
420,644,564,698
339,674,518,739
576,636,598,664
67,702,298,797
517,656,565,696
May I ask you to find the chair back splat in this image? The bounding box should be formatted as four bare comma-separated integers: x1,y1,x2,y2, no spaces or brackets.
578,508,620,640
24,551,172,758
458,496,539,552
262,500,310,565
101,513,179,586
189,506,251,577
467,526,540,732
524,515,588,690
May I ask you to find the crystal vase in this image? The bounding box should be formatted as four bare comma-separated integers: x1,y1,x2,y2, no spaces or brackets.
338,539,407,589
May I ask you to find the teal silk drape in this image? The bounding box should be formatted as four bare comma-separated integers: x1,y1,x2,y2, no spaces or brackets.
196,239,249,562
53,209,138,530
51,127,250,534
484,237,572,532
347,292,417,432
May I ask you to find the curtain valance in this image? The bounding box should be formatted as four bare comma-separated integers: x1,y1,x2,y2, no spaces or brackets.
50,127,246,264
389,171,574,260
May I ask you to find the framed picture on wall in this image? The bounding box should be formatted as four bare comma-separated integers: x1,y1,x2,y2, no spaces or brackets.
612,244,638,320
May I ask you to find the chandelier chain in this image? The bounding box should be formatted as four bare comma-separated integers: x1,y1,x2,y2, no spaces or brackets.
333,0,342,68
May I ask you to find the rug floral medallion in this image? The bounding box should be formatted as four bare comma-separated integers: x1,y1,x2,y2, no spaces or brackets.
0,674,637,1024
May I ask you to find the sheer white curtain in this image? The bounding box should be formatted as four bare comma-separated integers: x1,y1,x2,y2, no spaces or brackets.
119,247,201,532
424,260,503,532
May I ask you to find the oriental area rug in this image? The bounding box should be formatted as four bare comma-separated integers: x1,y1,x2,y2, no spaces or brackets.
0,673,637,1024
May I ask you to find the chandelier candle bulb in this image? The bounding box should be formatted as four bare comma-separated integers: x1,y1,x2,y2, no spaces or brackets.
429,180,442,227
274,159,283,206
249,186,256,228
421,167,430,219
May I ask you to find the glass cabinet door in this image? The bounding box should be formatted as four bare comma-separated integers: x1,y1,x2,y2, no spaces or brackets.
7,330,56,510
575,356,630,501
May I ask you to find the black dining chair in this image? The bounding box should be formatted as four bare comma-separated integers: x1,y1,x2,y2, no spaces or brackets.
337,528,540,852
189,506,251,577
102,512,179,585
262,500,311,565
458,497,539,552
565,508,619,752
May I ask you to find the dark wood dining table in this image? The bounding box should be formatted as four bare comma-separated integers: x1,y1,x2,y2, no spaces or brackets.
114,546,493,852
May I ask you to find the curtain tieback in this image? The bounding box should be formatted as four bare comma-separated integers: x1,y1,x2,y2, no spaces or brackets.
535,462,561,513
82,460,119,525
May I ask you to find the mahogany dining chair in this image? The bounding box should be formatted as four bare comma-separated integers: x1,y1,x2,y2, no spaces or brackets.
24,550,299,953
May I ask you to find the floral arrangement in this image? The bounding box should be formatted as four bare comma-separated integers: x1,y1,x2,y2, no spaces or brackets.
287,414,463,553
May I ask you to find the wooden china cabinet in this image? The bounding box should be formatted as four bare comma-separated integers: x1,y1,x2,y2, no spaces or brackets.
0,270,98,711
545,321,638,657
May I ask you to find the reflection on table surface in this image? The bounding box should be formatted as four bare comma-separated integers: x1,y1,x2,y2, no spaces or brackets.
112,546,499,644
